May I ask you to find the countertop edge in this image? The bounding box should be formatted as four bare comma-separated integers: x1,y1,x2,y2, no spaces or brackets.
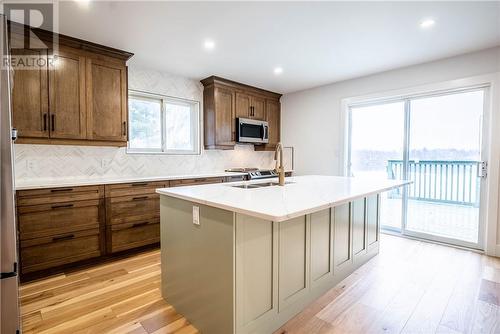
14,172,250,190
156,180,410,222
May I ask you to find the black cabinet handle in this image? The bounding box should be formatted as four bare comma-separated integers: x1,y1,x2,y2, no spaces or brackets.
123,121,127,136
50,188,74,193
132,196,148,201
51,203,74,209
132,182,149,187
51,114,55,132
132,222,149,228
43,114,47,131
52,234,75,242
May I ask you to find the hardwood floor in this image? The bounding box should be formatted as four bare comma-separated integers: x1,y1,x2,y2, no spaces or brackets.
19,250,196,334
20,235,500,334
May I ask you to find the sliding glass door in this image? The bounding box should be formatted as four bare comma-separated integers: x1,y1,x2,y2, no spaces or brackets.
349,101,405,232
348,88,487,249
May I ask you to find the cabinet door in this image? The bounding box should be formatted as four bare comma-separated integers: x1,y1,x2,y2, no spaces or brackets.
310,209,333,288
48,48,86,139
367,195,380,248
334,203,351,271
11,48,49,138
279,216,309,311
265,99,280,147
352,198,367,257
86,58,127,142
214,87,235,145
250,95,266,120
235,92,251,119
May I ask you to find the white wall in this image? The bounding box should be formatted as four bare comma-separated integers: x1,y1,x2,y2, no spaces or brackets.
282,46,500,176
281,46,500,255
14,67,276,183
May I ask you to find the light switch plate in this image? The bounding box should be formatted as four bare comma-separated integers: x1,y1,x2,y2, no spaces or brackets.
193,206,200,225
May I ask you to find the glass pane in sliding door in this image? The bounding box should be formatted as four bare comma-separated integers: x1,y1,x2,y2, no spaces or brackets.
350,102,405,231
406,90,484,245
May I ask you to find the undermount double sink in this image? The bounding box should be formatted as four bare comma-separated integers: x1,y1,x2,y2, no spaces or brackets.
231,181,294,189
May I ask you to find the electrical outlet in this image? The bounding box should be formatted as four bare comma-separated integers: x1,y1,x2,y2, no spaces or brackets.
193,206,200,225
26,159,37,171
101,158,112,169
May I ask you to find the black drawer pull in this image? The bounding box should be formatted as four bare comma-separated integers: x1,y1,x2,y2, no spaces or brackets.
132,222,149,228
51,203,74,209
50,188,74,193
132,196,149,201
131,183,149,187
52,234,75,242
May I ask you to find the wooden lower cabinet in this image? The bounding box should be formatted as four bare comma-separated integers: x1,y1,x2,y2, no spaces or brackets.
16,186,105,277
107,221,160,253
170,176,224,187
105,181,166,254
20,229,101,274
16,176,257,279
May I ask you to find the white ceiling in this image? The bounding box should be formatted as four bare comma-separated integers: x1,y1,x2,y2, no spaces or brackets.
56,1,500,94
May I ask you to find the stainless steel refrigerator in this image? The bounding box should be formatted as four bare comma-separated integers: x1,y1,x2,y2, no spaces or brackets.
0,13,21,334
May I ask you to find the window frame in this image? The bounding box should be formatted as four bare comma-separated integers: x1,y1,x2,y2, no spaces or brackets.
127,90,201,155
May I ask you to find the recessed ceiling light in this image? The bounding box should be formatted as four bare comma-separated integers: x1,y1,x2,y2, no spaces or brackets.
273,67,283,75
420,18,435,29
204,39,215,50
75,0,90,8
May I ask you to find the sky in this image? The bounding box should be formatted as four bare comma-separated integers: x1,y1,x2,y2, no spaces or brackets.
351,89,484,152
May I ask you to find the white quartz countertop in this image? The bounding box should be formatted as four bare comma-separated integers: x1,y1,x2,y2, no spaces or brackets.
15,172,248,190
156,175,410,222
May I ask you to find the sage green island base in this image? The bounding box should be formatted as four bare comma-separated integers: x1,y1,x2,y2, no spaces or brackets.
160,194,381,334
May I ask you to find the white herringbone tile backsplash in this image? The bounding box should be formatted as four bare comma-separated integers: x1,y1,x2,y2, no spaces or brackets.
14,144,275,180
14,66,279,183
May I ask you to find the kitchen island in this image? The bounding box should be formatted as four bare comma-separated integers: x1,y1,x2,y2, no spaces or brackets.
157,175,408,334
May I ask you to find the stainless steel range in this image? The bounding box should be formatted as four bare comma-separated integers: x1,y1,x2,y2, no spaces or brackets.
247,169,278,180
225,168,278,180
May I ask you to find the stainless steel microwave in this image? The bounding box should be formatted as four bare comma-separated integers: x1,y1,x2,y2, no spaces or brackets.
237,118,269,144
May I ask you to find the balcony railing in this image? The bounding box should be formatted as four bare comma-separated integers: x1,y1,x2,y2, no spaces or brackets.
387,160,480,207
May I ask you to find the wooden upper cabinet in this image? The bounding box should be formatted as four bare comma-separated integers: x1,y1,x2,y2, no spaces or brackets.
235,92,251,119
86,58,128,142
48,48,86,139
251,95,266,120
235,93,266,120
214,87,235,146
11,48,49,138
8,21,133,146
201,76,281,150
265,99,280,148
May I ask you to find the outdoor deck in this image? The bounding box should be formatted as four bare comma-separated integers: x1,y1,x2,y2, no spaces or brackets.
381,192,479,243
382,159,481,244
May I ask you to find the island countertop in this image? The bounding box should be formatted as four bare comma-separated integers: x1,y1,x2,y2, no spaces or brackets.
156,175,409,222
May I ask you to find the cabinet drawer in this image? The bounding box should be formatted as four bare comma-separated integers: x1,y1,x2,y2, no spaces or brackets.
20,229,101,273
106,194,159,225
105,181,167,197
170,177,224,187
107,221,160,253
18,200,101,240
17,185,103,206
